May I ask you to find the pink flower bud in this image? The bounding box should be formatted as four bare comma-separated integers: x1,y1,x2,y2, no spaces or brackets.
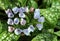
30,7,34,12
8,26,15,32
14,18,19,25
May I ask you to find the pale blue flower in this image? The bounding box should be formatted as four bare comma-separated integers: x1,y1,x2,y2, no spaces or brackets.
5,9,14,18
34,12,40,19
5,9,12,14
38,17,45,22
19,13,25,18
7,19,14,25
14,18,19,25
23,29,30,36
18,7,25,13
14,29,22,35
28,25,35,32
8,13,14,18
36,24,43,30
20,18,26,25
12,7,19,14
34,9,40,19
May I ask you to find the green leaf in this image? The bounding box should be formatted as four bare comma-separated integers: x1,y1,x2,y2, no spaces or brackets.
56,19,60,29
47,29,54,33
58,40,60,41
28,0,38,8
0,21,2,33
0,31,20,41
40,8,58,27
52,36,57,41
31,32,55,41
40,0,60,27
54,31,60,36
18,0,27,6
52,0,60,16
0,0,20,10
43,0,52,7
0,20,8,33
0,20,20,41
30,0,38,8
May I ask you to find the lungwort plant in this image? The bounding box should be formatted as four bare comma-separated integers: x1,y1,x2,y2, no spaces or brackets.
0,0,60,41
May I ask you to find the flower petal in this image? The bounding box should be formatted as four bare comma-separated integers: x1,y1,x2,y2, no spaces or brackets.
38,17,45,22
34,12,40,19
19,13,25,18
7,19,14,25
14,29,22,35
14,18,19,25
28,25,35,32
5,9,12,14
12,7,19,14
36,24,43,30
18,7,25,13
23,29,30,36
24,6,29,13
34,9,40,19
20,18,26,25
8,13,14,18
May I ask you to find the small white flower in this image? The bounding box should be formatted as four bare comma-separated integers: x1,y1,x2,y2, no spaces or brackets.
8,13,14,18
12,7,19,14
20,18,26,25
8,26,15,32
5,9,12,14
23,29,30,36
14,18,19,25
19,13,25,18
7,19,14,25
14,29,22,35
36,24,43,30
38,17,45,22
24,6,29,13
28,25,35,32
18,7,25,13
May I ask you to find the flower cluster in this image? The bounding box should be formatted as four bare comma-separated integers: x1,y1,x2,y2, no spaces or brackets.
5,6,45,36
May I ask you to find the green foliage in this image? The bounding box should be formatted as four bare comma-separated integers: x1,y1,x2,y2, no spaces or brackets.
0,0,60,41
0,21,20,41
40,8,58,27
54,31,60,36
43,0,52,7
0,31,20,41
32,32,57,41
28,0,38,8
0,21,2,33
0,0,26,10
